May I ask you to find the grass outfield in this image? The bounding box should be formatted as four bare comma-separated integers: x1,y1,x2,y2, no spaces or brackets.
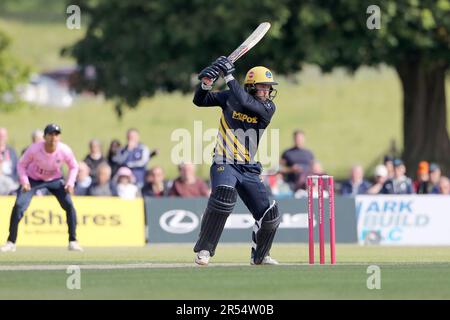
1,244,450,299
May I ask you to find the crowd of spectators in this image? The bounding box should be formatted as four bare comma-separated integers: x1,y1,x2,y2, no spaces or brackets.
335,158,449,196
0,126,449,198
0,127,210,199
266,130,449,198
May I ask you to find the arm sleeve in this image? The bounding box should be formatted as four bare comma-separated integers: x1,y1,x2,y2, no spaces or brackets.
199,180,210,196
168,184,179,196
10,148,18,180
126,145,150,168
64,148,79,187
112,148,128,165
226,80,271,120
193,85,227,108
340,183,351,195
380,181,389,194
17,148,33,185
407,180,414,194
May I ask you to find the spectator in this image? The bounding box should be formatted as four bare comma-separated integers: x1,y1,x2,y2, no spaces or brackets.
436,176,450,195
74,161,92,196
381,159,414,194
84,139,105,181
0,127,18,181
21,129,48,196
112,129,158,187
113,166,140,199
341,165,372,195
0,159,18,195
261,171,275,197
294,159,327,192
383,155,395,179
21,129,44,155
413,161,431,194
429,163,442,193
31,129,44,143
141,166,170,197
294,161,328,198
367,164,389,194
268,172,293,199
169,162,210,197
0,123,82,252
107,139,122,177
280,130,315,190
88,162,114,196
310,160,326,176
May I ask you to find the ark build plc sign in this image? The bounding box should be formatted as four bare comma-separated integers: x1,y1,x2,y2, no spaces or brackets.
356,195,450,245
145,197,357,243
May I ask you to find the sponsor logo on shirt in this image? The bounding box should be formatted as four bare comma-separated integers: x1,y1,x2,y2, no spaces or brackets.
36,165,57,176
232,111,258,124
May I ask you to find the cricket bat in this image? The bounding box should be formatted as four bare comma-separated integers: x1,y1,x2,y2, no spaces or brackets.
227,22,271,63
202,22,271,83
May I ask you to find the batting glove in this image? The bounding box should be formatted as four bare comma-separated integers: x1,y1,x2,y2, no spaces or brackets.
198,66,220,81
213,56,235,77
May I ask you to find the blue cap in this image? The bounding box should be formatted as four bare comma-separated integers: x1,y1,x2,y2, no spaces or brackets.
44,124,61,135
429,163,440,172
393,159,403,167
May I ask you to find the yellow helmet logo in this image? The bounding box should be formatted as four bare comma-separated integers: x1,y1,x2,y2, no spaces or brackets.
244,66,278,85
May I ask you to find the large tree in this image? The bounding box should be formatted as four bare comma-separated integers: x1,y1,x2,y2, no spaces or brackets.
282,0,450,174
68,0,450,172
0,30,30,111
66,0,286,115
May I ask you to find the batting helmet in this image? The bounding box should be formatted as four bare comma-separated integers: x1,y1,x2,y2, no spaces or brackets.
244,66,278,100
244,66,278,85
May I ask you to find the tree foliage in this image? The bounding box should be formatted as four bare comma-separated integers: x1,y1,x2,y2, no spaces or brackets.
0,30,30,111
282,0,450,171
68,0,450,104
66,0,288,114
68,0,450,170
287,0,449,70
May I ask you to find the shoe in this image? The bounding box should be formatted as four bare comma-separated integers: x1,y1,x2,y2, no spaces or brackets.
0,241,16,253
251,256,279,265
68,241,83,252
195,250,210,266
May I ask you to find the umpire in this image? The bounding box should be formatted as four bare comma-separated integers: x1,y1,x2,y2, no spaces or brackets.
0,124,83,252
193,56,280,266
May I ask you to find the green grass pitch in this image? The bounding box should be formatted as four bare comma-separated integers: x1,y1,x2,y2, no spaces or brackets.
1,244,449,299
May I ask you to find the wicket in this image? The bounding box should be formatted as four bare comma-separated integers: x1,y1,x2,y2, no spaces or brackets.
307,175,336,265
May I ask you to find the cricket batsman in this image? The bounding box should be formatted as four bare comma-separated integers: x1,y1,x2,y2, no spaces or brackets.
0,124,83,252
193,56,280,266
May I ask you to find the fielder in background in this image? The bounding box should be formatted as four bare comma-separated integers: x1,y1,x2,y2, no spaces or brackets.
192,56,280,266
0,124,83,252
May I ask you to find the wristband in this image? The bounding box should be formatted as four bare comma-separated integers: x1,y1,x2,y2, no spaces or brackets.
224,74,234,83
